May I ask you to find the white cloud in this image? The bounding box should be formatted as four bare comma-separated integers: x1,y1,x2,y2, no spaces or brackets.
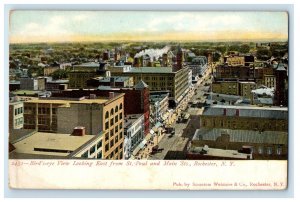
20,15,72,37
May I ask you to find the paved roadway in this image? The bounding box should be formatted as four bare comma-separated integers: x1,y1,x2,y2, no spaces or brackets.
148,63,215,160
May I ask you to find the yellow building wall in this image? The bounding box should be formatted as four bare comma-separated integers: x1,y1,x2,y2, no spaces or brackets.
102,95,124,160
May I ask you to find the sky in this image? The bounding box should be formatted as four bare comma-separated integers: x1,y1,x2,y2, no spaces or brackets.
9,11,288,43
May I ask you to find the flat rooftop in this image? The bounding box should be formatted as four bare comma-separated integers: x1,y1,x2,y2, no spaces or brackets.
124,114,143,128
47,79,69,83
129,67,173,74
193,128,287,145
93,76,131,82
239,81,256,84
13,90,42,95
189,146,248,159
203,105,288,119
150,93,169,103
12,132,96,157
73,62,100,68
25,97,108,105
208,104,288,111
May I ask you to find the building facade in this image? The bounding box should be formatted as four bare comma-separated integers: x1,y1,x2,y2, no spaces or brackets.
22,94,125,160
274,63,288,106
149,92,169,127
9,99,24,129
200,105,288,132
87,76,134,88
9,129,104,159
111,66,190,107
51,82,150,135
224,56,245,66
68,62,110,89
44,66,60,76
195,105,288,159
212,81,256,99
189,128,287,160
123,114,144,159
212,81,239,95
68,71,98,89
239,82,257,98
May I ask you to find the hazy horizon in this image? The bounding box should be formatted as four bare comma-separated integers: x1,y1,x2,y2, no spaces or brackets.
10,11,288,44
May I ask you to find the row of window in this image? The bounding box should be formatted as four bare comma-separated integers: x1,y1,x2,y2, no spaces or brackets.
14,107,23,116
256,146,283,155
202,119,287,128
108,150,123,159
105,104,123,119
25,117,58,125
81,140,103,158
105,113,123,130
105,136,123,152
105,125,122,141
136,76,173,81
24,106,57,115
14,117,23,126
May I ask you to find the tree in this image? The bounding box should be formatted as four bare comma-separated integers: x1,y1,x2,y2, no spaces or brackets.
213,52,221,62
239,44,250,54
256,48,271,60
51,69,68,80
215,46,227,55
228,45,240,52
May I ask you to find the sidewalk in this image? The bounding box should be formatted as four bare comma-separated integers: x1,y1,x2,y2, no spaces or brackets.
135,128,165,160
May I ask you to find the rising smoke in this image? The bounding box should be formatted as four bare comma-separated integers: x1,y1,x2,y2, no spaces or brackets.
134,46,170,61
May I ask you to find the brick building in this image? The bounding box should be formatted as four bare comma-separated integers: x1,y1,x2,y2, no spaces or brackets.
51,80,150,135
111,66,191,107
274,63,288,106
22,94,125,160
193,105,288,159
9,129,104,159
200,105,288,132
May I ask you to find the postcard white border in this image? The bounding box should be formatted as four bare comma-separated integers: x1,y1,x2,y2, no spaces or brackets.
2,2,296,199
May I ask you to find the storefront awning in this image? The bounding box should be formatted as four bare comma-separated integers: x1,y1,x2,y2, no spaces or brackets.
132,139,147,156
155,122,162,128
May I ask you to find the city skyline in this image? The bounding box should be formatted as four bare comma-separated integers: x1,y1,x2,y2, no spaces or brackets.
10,11,288,43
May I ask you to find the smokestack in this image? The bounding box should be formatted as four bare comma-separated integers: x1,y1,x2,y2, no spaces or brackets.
72,126,86,136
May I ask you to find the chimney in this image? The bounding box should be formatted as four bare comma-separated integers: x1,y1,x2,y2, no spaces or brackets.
89,94,96,99
59,84,67,90
72,126,86,136
236,109,240,116
109,92,115,99
110,77,115,87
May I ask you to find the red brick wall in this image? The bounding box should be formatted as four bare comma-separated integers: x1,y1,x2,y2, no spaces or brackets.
52,88,150,135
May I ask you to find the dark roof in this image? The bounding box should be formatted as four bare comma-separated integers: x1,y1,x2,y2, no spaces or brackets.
193,128,287,145
276,63,287,71
129,67,173,73
9,129,36,144
97,76,131,83
134,80,148,89
202,105,288,119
